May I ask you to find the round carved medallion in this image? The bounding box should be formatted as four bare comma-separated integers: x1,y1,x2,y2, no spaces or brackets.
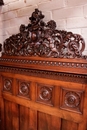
39,87,52,101
64,91,80,108
4,79,12,91
19,82,29,96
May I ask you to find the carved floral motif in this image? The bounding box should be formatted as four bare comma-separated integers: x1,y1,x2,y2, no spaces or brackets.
3,78,12,92
64,91,80,108
19,82,30,97
37,84,54,106
60,88,84,114
0,0,4,5
39,87,52,101
2,9,86,59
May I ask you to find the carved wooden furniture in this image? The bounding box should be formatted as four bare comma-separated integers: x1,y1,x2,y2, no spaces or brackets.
0,9,87,130
0,0,4,5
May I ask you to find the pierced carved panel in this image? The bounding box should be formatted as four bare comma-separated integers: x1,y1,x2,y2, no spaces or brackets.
2,9,87,59
0,0,4,6
18,80,30,99
36,83,54,106
3,77,12,93
60,88,84,114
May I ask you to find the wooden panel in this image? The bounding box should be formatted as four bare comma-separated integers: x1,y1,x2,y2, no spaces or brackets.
61,119,78,130
19,105,37,130
38,111,61,130
19,105,29,130
29,109,37,129
4,100,12,130
12,103,19,130
0,98,5,130
3,93,83,123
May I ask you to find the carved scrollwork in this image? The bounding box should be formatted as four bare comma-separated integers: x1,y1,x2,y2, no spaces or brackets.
4,79,12,91
19,82,30,96
0,0,4,5
64,91,80,108
2,9,86,59
39,87,52,101
0,44,2,52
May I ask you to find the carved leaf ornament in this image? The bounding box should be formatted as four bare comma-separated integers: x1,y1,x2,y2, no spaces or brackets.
1,9,87,59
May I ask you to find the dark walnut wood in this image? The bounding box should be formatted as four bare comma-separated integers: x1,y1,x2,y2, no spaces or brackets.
0,0,4,5
0,9,87,130
1,8,87,59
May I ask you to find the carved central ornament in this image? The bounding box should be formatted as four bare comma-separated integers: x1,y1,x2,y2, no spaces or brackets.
2,9,86,59
64,91,80,108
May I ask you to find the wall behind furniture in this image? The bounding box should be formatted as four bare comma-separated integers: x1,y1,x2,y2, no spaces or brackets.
0,0,87,55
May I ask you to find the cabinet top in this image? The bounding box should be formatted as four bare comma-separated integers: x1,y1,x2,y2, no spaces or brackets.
0,9,87,75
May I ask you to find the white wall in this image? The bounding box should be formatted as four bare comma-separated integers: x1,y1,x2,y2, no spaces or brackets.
0,0,87,54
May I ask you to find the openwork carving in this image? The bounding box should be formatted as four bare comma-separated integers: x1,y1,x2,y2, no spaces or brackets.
39,87,52,101
64,91,80,108
37,84,54,106
60,88,84,114
3,78,12,92
18,81,30,98
0,44,2,52
2,9,87,59
0,0,4,5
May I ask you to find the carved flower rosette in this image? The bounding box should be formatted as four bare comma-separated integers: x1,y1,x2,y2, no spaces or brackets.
60,88,84,114
64,91,80,108
3,78,12,92
37,84,54,106
18,82,30,98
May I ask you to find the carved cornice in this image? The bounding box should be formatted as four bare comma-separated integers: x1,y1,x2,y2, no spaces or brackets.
0,66,87,84
1,9,87,59
0,57,87,68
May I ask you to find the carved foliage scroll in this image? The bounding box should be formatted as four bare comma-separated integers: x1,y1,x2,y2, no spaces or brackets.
0,0,4,6
60,87,84,114
2,9,87,59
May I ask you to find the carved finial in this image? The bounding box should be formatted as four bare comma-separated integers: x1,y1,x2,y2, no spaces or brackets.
29,8,44,25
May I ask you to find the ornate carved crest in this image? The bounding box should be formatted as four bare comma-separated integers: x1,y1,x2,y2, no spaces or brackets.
0,0,4,5
1,9,87,59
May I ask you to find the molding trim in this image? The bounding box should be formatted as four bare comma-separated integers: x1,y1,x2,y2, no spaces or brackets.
0,66,87,84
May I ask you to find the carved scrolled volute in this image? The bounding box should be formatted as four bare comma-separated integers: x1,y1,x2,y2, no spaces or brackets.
2,9,87,59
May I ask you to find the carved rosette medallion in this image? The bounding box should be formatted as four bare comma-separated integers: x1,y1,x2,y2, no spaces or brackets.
64,92,80,108
36,84,54,106
18,81,30,98
39,87,52,101
3,78,12,93
60,88,84,114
